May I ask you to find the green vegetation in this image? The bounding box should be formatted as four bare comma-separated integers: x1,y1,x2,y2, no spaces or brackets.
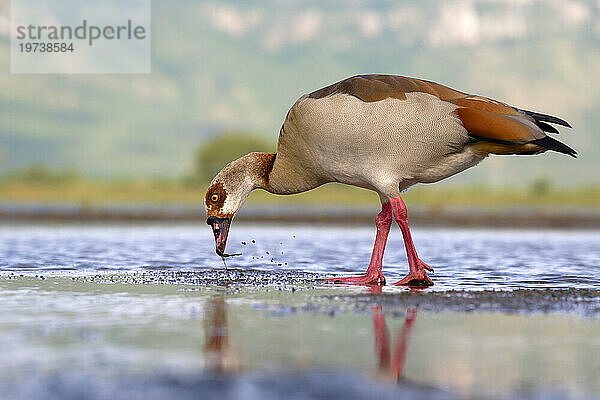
0,175,598,208
2,131,598,208
5,164,81,184
192,132,274,183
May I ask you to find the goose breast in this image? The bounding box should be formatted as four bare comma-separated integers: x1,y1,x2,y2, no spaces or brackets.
274,91,484,198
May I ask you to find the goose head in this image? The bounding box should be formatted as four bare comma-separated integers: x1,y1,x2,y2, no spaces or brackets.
204,152,274,256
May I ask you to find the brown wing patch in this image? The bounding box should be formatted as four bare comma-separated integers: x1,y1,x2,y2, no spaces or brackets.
451,95,543,144
456,108,538,143
452,96,520,115
417,79,468,100
454,95,576,155
205,181,227,215
308,74,467,103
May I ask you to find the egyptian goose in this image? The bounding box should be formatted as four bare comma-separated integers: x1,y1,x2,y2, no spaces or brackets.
205,74,575,286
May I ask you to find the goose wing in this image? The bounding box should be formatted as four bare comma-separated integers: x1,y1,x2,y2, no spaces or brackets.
309,74,575,157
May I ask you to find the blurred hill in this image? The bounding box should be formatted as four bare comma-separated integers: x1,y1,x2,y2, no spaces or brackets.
0,0,598,185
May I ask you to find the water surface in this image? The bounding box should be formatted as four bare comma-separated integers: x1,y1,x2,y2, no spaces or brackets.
1,223,599,400
2,223,599,290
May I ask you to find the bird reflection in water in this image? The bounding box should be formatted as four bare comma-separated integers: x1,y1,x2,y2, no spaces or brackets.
203,296,239,373
368,285,418,383
202,288,419,383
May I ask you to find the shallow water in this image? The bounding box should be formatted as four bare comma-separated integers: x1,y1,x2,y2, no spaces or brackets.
2,223,599,290
1,223,600,400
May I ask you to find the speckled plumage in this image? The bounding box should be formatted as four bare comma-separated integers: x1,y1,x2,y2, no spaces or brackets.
270,91,480,198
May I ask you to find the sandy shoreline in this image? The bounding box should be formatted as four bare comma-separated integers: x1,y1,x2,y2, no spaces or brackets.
1,203,600,229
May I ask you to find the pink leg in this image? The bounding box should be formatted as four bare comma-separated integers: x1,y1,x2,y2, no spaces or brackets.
323,202,392,285
389,196,434,286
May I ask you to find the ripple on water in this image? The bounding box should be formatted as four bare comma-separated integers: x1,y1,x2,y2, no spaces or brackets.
0,224,599,291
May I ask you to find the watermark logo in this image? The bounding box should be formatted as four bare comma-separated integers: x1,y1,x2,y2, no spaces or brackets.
11,0,151,73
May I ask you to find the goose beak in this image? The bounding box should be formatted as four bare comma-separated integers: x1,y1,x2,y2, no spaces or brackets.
207,216,230,256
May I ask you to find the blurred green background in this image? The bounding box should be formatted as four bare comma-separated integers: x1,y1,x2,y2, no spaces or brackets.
0,0,598,207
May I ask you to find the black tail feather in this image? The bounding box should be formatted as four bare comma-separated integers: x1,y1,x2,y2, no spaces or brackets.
535,120,560,134
516,107,572,128
531,136,577,158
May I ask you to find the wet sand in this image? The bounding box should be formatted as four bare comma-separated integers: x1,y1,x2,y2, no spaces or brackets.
2,203,600,229
1,271,599,400
65,269,600,316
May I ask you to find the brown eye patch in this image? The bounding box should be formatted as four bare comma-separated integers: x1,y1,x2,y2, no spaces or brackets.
205,181,227,212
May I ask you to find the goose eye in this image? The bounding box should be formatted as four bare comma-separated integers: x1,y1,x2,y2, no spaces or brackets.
211,194,219,203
